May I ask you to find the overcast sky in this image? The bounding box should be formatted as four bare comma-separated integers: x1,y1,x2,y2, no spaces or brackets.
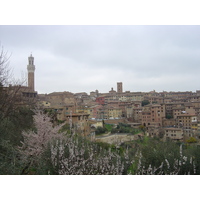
1,25,200,94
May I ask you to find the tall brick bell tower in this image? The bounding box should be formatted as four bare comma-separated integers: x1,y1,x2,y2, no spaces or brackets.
27,54,35,91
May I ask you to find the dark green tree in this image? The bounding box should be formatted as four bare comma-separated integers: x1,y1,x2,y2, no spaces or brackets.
142,100,150,106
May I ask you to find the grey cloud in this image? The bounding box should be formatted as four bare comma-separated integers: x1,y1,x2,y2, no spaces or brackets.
1,25,200,94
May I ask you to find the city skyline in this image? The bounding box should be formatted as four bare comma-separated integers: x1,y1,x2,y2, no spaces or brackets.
1,25,200,94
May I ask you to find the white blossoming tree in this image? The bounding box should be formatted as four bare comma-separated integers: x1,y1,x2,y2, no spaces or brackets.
19,109,130,175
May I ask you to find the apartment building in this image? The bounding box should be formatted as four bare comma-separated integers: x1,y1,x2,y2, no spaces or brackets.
43,91,75,106
3,84,38,108
142,111,152,126
97,107,108,119
188,95,200,102
89,105,103,119
142,104,165,127
173,107,185,119
44,104,75,121
133,107,143,122
126,106,133,119
66,113,90,136
40,100,51,108
107,106,122,119
163,128,183,141
177,114,198,130
95,97,105,105
162,118,176,127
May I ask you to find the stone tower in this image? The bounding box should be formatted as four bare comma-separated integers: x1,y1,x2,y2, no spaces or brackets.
27,54,35,91
117,82,123,93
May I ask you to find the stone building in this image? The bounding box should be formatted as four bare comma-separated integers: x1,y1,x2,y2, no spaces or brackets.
177,114,198,130
66,113,90,136
107,105,122,119
96,97,105,105
133,107,143,122
163,128,183,141
142,104,165,127
117,82,123,93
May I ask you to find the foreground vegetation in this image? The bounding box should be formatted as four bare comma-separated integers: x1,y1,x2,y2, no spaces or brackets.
1,106,200,175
